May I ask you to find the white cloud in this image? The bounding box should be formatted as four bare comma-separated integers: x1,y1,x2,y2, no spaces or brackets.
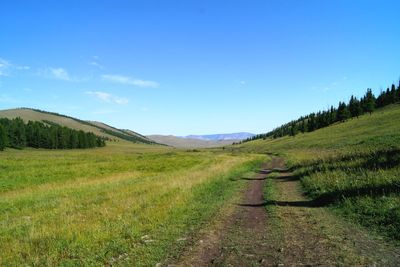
88,56,104,69
15,65,30,70
86,91,129,105
0,58,30,76
89,61,103,69
0,58,11,76
49,68,71,81
0,58,10,69
102,74,159,88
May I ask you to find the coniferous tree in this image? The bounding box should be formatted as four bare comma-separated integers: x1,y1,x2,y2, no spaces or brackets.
349,96,362,118
0,124,7,151
289,123,298,137
391,84,397,103
337,102,350,122
363,89,376,115
397,81,400,101
9,117,26,148
0,118,105,150
241,80,398,143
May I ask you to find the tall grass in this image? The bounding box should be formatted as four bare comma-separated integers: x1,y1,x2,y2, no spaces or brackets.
0,142,264,265
237,104,400,242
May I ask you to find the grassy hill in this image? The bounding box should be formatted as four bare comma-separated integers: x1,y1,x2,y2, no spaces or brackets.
147,135,236,148
238,103,400,153
235,104,400,242
0,108,155,144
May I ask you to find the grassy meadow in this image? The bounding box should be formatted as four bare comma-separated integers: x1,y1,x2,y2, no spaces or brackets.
0,142,264,266
237,104,400,242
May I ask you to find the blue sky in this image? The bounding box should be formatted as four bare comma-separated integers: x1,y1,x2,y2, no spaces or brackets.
0,0,399,135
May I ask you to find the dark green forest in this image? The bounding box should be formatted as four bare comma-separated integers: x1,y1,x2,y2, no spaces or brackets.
244,81,400,142
0,117,105,150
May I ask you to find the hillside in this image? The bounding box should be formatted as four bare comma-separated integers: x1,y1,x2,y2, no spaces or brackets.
185,132,255,141
147,135,235,148
0,108,154,144
237,103,400,153
235,104,400,244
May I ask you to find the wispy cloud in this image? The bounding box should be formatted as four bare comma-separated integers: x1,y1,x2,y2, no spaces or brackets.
49,68,71,81
86,91,129,105
102,74,159,88
37,67,83,82
0,58,11,76
88,56,104,69
15,65,30,70
0,58,29,76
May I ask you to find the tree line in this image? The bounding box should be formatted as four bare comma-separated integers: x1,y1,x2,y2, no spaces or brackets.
25,108,155,144
0,117,106,151
243,81,400,142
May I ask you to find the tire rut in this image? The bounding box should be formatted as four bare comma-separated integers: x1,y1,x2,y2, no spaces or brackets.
171,157,400,266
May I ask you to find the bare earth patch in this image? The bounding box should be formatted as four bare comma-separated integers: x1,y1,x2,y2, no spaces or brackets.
170,157,400,266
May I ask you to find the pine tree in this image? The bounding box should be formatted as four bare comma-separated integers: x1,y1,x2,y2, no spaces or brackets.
9,117,26,148
289,123,298,137
0,124,7,151
337,102,350,122
363,88,376,115
349,96,362,118
397,81,400,101
391,84,397,103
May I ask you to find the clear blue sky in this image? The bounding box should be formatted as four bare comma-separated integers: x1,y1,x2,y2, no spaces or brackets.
1,0,399,135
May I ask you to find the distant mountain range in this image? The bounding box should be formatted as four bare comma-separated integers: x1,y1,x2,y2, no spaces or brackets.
0,108,256,148
146,132,255,148
184,132,255,141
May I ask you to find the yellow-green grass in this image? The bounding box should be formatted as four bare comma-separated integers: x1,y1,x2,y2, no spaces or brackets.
0,142,265,265
237,104,400,242
237,104,400,155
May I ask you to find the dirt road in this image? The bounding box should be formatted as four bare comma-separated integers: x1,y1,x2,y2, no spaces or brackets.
172,157,400,266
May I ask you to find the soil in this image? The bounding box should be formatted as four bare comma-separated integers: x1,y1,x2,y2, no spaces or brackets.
169,157,400,266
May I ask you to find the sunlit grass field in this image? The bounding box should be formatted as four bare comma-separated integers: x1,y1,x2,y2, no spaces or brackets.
237,104,400,242
0,142,264,266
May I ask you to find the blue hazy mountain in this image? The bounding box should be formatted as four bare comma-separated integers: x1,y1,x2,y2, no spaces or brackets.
184,132,255,141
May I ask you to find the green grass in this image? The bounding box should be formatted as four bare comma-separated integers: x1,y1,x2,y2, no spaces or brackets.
0,142,264,266
238,104,400,242
262,172,283,252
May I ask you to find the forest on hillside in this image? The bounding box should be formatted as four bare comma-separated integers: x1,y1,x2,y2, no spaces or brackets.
244,82,400,142
0,117,105,150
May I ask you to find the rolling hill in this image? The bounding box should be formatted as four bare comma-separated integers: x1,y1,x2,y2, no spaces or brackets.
0,108,155,144
235,103,400,244
147,135,236,148
185,132,255,141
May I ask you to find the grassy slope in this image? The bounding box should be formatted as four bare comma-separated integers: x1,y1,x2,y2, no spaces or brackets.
237,104,400,242
0,108,153,144
238,104,400,154
147,135,235,148
0,142,264,266
89,121,147,140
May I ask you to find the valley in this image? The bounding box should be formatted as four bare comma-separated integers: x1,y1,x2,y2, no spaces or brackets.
0,104,399,265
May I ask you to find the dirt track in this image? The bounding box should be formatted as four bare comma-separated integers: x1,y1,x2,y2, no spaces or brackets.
173,157,400,266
